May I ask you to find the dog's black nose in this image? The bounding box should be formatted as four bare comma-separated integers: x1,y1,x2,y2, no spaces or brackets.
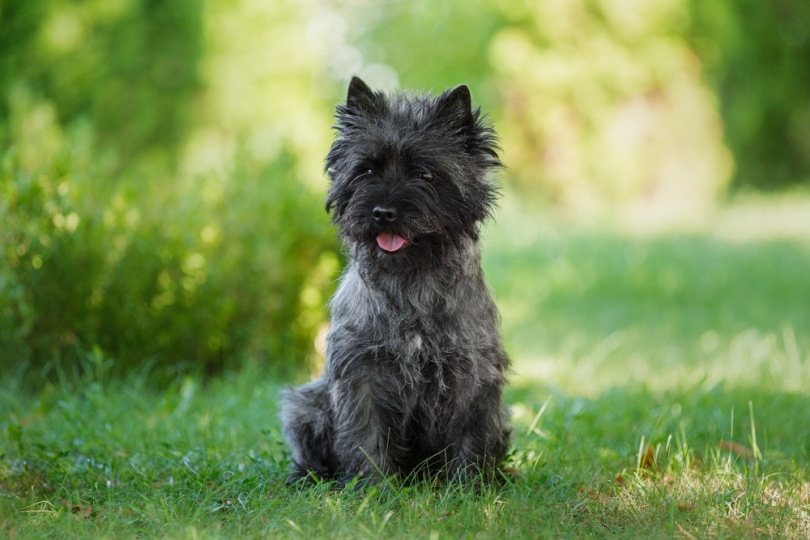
372,206,398,223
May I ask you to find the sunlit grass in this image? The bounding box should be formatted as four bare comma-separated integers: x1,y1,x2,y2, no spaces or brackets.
485,190,810,396
2,193,810,538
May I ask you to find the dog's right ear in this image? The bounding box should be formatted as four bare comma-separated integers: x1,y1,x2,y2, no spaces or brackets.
346,76,377,112
437,84,475,129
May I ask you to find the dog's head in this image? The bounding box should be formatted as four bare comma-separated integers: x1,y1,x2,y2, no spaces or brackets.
325,77,501,269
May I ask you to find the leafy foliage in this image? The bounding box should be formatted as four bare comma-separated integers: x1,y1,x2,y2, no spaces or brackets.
488,0,731,215
0,0,202,170
0,0,338,379
0,0,808,379
0,147,337,381
687,0,810,190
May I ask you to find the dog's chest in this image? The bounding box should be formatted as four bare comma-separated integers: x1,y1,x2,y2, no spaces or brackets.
396,331,425,363
386,326,472,390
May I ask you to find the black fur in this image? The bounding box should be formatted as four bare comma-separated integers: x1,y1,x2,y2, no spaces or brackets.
280,77,510,486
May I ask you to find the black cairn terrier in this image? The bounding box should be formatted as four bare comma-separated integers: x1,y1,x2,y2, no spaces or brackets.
280,77,510,485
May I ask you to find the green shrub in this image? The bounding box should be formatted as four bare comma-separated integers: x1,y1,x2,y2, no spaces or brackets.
687,0,810,189
0,147,338,383
0,1,339,383
0,0,203,171
488,0,732,216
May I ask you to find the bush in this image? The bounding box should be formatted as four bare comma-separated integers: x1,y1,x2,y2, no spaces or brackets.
0,146,338,383
488,0,732,217
0,0,339,383
0,0,202,171
687,0,810,190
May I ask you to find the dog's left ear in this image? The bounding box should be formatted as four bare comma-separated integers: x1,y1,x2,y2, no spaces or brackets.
346,76,378,113
438,84,474,128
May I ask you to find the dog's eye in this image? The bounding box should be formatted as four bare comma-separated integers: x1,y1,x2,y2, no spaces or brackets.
357,167,374,179
420,171,434,182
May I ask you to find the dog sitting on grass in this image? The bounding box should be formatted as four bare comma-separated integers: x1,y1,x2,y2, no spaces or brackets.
280,76,511,486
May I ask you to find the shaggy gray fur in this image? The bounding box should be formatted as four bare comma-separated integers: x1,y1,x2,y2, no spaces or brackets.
280,77,510,485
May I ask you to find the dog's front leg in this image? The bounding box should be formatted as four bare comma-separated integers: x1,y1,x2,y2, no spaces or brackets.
328,375,402,485
446,390,511,483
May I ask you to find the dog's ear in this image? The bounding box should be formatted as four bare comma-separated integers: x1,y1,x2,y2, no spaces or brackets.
439,85,501,164
438,84,474,128
346,76,377,112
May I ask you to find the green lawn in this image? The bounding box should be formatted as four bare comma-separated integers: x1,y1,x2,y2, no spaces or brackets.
2,194,810,538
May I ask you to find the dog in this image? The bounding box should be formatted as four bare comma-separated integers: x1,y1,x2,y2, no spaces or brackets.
280,76,510,486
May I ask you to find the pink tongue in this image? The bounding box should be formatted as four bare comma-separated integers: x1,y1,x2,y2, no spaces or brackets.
376,232,408,252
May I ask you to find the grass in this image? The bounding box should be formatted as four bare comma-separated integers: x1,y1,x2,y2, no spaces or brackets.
2,193,810,538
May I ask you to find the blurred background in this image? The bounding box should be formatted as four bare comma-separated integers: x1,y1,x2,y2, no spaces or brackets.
1,0,809,385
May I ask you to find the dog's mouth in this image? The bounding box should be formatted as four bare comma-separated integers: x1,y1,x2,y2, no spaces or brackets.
376,232,410,253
